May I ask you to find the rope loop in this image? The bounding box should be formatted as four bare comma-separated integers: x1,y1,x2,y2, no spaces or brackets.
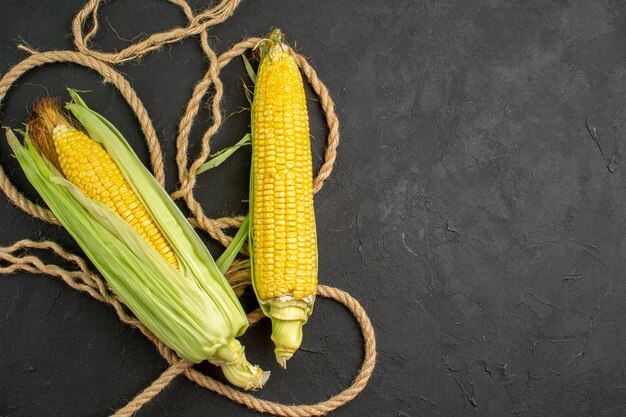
72,0,240,63
172,39,341,245
0,1,374,416
0,49,165,224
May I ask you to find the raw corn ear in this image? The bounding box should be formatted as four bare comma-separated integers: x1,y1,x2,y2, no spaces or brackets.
250,28,318,368
54,124,178,267
8,92,268,390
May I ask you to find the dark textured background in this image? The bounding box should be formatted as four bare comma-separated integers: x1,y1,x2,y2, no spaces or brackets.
1,0,626,416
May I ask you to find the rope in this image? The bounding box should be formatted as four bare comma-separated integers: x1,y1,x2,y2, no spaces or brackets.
72,0,241,63
111,361,193,417
171,37,341,246
0,240,376,417
0,49,166,225
0,1,375,416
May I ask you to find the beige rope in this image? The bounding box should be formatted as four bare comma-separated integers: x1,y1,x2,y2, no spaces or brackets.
172,36,262,245
72,0,241,63
0,49,166,225
0,0,374,416
180,285,376,417
0,240,376,417
171,39,341,243
111,361,193,417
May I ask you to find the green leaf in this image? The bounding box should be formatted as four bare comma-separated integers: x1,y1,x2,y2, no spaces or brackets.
242,55,257,84
243,83,254,107
216,214,249,273
197,134,251,174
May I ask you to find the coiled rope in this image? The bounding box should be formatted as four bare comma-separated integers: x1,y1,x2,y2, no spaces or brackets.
0,1,376,416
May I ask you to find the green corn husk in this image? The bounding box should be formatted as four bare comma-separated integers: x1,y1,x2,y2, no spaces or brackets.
6,90,268,390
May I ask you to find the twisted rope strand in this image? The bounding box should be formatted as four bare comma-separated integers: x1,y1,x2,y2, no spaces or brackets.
0,49,166,225
0,239,376,417
179,285,376,417
292,53,340,193
72,0,240,63
172,40,341,235
0,0,374,416
173,37,261,245
111,361,193,417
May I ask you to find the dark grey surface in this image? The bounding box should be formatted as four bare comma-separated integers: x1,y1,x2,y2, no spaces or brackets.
1,0,626,416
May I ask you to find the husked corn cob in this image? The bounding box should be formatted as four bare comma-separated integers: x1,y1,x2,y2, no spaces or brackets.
252,44,317,300
53,125,178,267
250,28,318,367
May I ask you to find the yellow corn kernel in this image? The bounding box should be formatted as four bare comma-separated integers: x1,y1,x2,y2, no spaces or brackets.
53,125,178,268
252,42,317,302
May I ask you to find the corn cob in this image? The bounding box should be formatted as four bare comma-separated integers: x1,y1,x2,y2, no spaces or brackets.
9,92,267,390
28,99,178,267
250,28,318,367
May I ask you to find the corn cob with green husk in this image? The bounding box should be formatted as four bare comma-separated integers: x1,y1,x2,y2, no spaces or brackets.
6,90,268,390
249,28,318,368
